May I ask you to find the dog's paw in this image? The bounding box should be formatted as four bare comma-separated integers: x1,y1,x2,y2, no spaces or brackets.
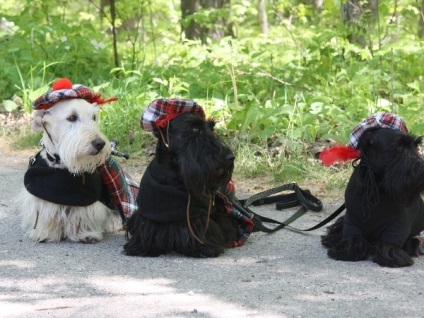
373,243,414,267
185,245,224,258
321,217,344,248
403,238,421,257
327,235,370,261
78,235,101,244
79,238,99,244
123,244,164,257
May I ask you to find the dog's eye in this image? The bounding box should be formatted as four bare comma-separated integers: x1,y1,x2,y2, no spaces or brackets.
193,127,200,133
92,115,97,121
67,114,78,122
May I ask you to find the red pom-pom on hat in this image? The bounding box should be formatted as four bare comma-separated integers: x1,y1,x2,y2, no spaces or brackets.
52,78,73,91
319,146,360,167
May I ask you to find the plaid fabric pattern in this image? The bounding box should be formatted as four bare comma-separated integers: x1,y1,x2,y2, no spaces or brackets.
348,112,409,149
217,181,255,248
97,157,139,224
33,84,95,110
141,98,205,132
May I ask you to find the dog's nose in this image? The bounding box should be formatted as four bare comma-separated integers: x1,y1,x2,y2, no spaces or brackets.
226,153,235,162
92,138,106,151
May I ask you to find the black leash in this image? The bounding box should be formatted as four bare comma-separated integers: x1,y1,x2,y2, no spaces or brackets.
235,183,345,233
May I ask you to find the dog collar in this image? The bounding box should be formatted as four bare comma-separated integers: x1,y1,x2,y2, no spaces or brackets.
37,140,61,165
45,148,61,165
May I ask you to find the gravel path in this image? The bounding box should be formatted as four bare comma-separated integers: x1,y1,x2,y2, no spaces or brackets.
1,149,424,318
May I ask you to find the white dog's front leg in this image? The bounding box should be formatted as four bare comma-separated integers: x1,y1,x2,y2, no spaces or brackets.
20,192,65,242
64,202,112,243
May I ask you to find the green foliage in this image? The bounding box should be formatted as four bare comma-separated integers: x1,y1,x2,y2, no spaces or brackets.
1,0,424,182
15,130,43,149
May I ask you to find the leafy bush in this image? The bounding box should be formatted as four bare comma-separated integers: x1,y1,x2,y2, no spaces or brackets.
1,0,423,181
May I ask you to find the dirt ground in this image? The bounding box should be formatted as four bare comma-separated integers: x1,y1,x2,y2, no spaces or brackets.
1,134,424,318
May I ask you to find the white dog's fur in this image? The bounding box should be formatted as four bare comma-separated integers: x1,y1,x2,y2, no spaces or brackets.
21,99,120,243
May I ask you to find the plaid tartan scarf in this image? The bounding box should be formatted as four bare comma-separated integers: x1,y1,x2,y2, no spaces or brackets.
216,181,255,247
97,157,139,224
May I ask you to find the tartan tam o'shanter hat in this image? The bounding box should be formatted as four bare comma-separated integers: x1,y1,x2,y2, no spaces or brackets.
140,98,205,132
33,78,118,110
319,112,409,167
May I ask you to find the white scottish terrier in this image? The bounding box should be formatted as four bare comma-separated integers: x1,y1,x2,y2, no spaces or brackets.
20,98,120,243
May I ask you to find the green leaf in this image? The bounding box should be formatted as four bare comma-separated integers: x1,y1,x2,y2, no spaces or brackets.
3,100,19,112
406,82,420,93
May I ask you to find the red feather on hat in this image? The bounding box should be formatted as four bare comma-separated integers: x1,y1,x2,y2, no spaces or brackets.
319,146,360,167
89,94,118,105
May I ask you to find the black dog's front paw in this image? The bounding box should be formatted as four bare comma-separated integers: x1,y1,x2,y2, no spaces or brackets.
403,238,422,257
321,216,344,248
373,243,414,267
184,244,224,258
327,235,371,262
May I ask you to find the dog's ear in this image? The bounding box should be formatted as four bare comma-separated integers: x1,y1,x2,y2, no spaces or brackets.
32,109,47,131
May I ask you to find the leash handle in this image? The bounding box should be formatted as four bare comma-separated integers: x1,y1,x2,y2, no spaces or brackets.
240,183,323,212
294,186,323,212
235,183,345,233
240,183,298,207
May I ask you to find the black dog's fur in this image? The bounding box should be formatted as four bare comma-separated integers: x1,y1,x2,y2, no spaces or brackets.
124,113,239,258
322,128,424,267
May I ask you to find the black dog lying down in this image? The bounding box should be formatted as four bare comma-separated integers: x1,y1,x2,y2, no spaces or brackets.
124,100,242,258
322,128,424,267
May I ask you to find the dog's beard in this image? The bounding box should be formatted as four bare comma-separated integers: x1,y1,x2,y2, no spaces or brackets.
177,138,234,198
383,155,424,206
58,126,111,174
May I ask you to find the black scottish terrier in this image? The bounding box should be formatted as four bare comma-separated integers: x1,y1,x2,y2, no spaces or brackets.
124,112,240,258
322,128,424,267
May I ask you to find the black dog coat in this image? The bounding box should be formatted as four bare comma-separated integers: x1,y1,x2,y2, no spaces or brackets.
344,168,424,247
137,158,208,222
24,152,139,225
24,152,106,206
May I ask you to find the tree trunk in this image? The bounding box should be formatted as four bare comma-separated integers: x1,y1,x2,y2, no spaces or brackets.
258,0,268,36
201,0,234,42
180,0,233,43
181,0,202,40
341,0,379,46
419,0,424,38
109,0,119,67
100,0,119,67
